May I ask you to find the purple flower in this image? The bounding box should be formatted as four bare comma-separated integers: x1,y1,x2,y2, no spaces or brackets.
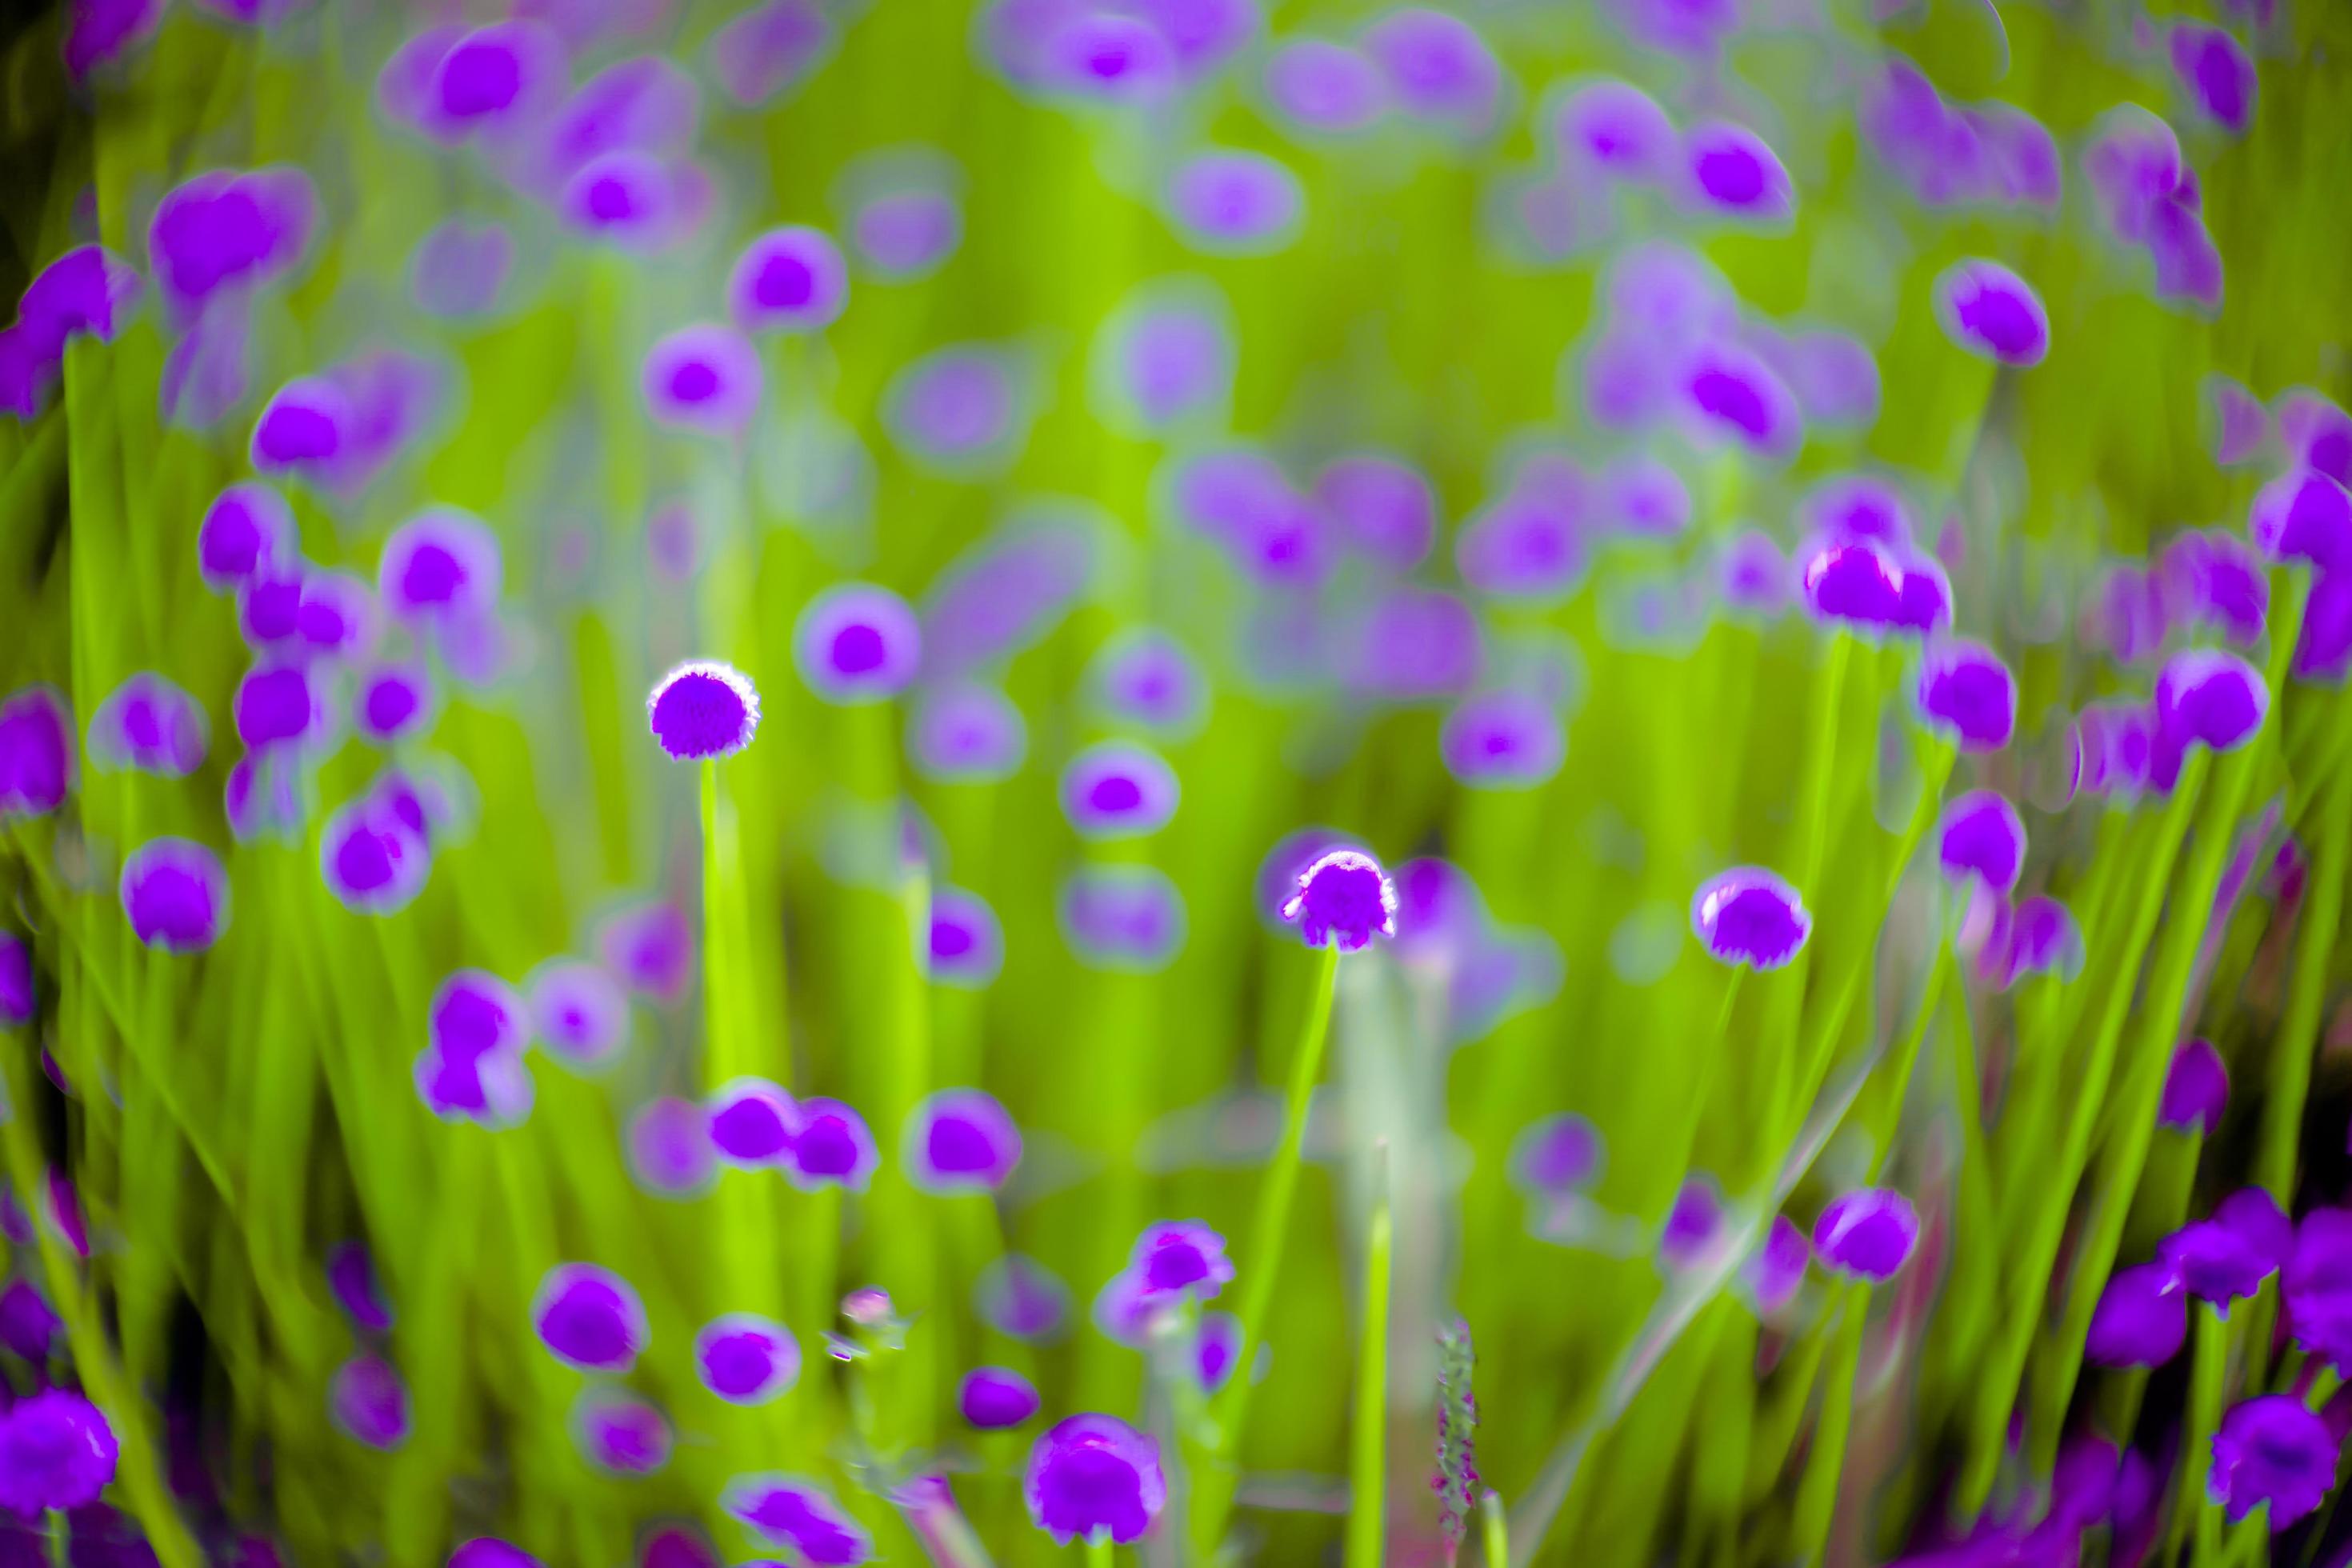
1090,631,1207,737
846,175,962,280
1800,538,1910,634
2158,1188,2290,1317
1060,742,1178,839
63,0,162,78
232,663,318,751
2210,1396,2336,1530
326,1241,392,1331
21,246,141,342
2087,1263,2187,1367
0,1276,61,1359
923,886,1006,988
1552,78,1676,184
321,798,429,915
2279,390,2352,482
2247,467,2352,570
723,1474,873,1564
354,665,434,746
0,1390,118,1514
2208,374,2269,466
87,674,206,778
2156,649,2267,754
329,1354,410,1450
570,1389,671,1475
2286,1210,2352,1368
197,483,296,594
786,1098,878,1192
795,585,921,704
884,345,1026,470
706,1078,798,1169
1811,1189,1920,1282
249,374,351,478
909,686,1026,785
1059,865,1187,970
1456,486,1589,602
1262,38,1386,135
1360,7,1499,135
2170,24,2256,133
1281,848,1397,952
1024,1413,1167,1546
146,167,316,320
598,899,692,1002
958,1367,1041,1429
908,1089,1022,1194
1315,453,1435,571
0,933,30,1026
1678,339,1802,460
1981,894,2084,986
533,1263,646,1373
0,322,62,418
2300,570,2352,683
1167,150,1304,253
449,1541,543,1568
627,1096,716,1197
646,660,760,760
1744,1216,1810,1314
642,325,762,433
709,1,834,107
410,220,513,319
1690,866,1810,970
1937,790,2026,894
2159,1038,2229,1134
0,687,74,818
1682,121,1793,222
1097,289,1233,431
1441,689,1566,789
978,1255,1070,1342
379,507,502,629
696,1314,802,1404
119,838,230,953
415,23,565,142
1510,1113,1602,1199
1934,259,2050,368
729,227,850,334
1661,1176,1725,1267
1917,639,2018,752
559,152,709,251
1036,11,1178,102
1132,1219,1234,1306
1602,454,1690,541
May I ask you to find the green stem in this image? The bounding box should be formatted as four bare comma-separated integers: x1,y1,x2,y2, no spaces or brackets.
2171,1307,2228,1566
1480,1491,1510,1568
1790,1282,1868,1565
1086,1536,1114,1568
1346,1154,1393,1568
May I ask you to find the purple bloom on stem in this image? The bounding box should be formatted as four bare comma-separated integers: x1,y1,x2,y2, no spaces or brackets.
570,1389,672,1475
1024,1413,1167,1545
1937,790,2026,894
723,1475,873,1564
2210,1396,2335,1530
0,1275,61,1359
1916,639,2018,752
2278,390,2352,483
1132,1219,1234,1305
0,687,74,818
706,1078,798,1169
2247,467,2352,570
696,1314,802,1405
1660,1176,1724,1267
233,663,320,750
884,345,1025,470
628,1097,716,1197
2089,1266,2186,1368
2160,1038,2228,1133
421,23,564,141
1934,259,2050,367
89,674,207,778
909,685,1026,784
1811,1189,1919,1281
1167,150,1304,254
0,1390,118,1513
0,933,30,1026
146,167,316,321
1678,340,1802,460
329,1354,409,1450
1456,487,1588,602
1039,11,1177,102
1441,689,1566,789
2286,1210,2352,1368
380,506,502,629
959,1367,1041,1430
1360,7,1500,135
449,1542,543,1568
1262,39,1386,135
642,325,762,433
909,1089,1022,1194
1281,848,1397,952
1744,1216,1810,1314
1682,121,1793,222
598,899,692,1002
978,1255,1070,1342
1983,894,2083,986
795,585,921,704
533,1264,646,1373
786,1098,878,1192
729,227,849,334
558,152,706,251
322,798,429,915
355,665,434,746
22,246,142,342
2159,1188,2290,1317
1553,78,1676,184
1690,867,1810,970
1059,742,1178,839
1059,866,1187,970
2156,649,2267,753
119,838,230,953
710,0,834,107
326,1241,392,1331
1510,1112,1602,1198
1090,631,1207,737
249,374,351,478
646,660,759,760
2170,25,2256,133
1800,539,1907,634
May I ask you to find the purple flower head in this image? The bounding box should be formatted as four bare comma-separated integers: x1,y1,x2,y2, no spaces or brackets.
1934,259,2050,368
2170,25,2256,133
1661,1176,1725,1267
1510,1113,1602,1200
2278,390,2352,483
1744,1215,1810,1314
414,1047,533,1130
0,322,62,418
1131,1219,1234,1306
2160,1038,2229,1134
2287,1210,2352,1368
0,1390,118,1514
2299,570,2352,683
730,227,850,335
1059,865,1187,970
706,1078,799,1169
1690,866,1810,970
642,324,762,434
1360,7,1500,135
646,660,760,760
2159,1189,2290,1317
1681,121,1793,223
1457,486,1588,602
1281,848,1397,953
909,685,1026,785
628,1096,716,1197
1678,339,1802,460
533,1264,646,1373
917,885,1004,989
845,170,962,280
1982,894,2084,986
959,1367,1041,1429
417,23,565,142
2247,468,2352,570
2207,375,2269,467
147,167,316,320
1315,453,1436,571
908,1089,1022,1194
197,483,294,594
1917,638,2018,752
0,1275,62,1359
1166,150,1304,254
410,219,513,319
2087,1263,2187,1367
1937,790,2026,894
0,933,30,1026
379,506,502,629
430,970,528,1064
1602,454,1690,542
63,0,162,78
710,1,835,107
1263,39,1386,135
978,1254,1070,1342
2156,649,2267,754
558,152,708,251
249,374,352,479
449,1542,544,1568
233,662,320,752
329,1354,409,1450
570,1389,671,1475
1038,10,1178,102
22,246,142,343
598,899,692,1002
696,1314,802,1404
1800,538,1910,634
119,838,230,953
1442,689,1566,789
2162,530,2270,645
1893,552,1954,636
326,1241,392,1331
1060,742,1178,839
1553,78,1677,184
522,51,701,191
88,674,207,778
1024,1414,1167,1546
786,1098,878,1192
723,1475,873,1564
0,687,74,818
1811,1189,1920,1282
321,797,429,915
794,584,921,705
1090,630,1207,738
2210,1396,2336,1530
884,345,1026,471
1097,288,1233,432
354,665,434,746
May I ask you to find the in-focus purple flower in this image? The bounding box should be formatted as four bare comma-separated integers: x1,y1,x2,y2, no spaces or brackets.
1166,150,1304,254
0,1275,61,1359
1262,38,1386,134
449,1541,544,1568
329,1354,409,1450
2160,1038,2229,1134
2210,1396,2336,1530
1811,1189,1920,1282
2087,1262,2186,1366
908,1088,1022,1194
2159,1188,2290,1317
730,227,849,334
795,585,921,705
0,1390,118,1514
1281,848,1397,952
1744,1215,1810,1314
696,1313,802,1405
2156,649,2267,754
723,1474,873,1564
1059,742,1178,839
146,166,316,321
410,219,513,318
710,0,834,106
2170,24,2256,133
571,1389,672,1475
2247,467,2352,570
533,1264,646,1373
1934,259,2050,368
642,325,762,434
119,838,230,953
0,932,30,1026
978,1254,1070,1342
1024,1413,1166,1546
706,1078,798,1169
380,506,502,630
959,1367,1041,1430
1682,121,1792,222
1660,1176,1724,1267
1131,1219,1234,1306
884,345,1025,470
326,1241,392,1331
786,1098,878,1192
1059,865,1187,970
0,687,74,818
628,1096,716,1197
599,899,692,1002
1360,7,1500,135
1937,790,2026,894
1552,78,1676,184
1917,639,2018,753
646,660,760,760
1690,867,1810,970
1441,689,1565,789
22,246,142,342
87,674,207,778
1510,1113,1602,1199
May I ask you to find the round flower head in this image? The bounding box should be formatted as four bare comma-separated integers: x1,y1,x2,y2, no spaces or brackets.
2157,649,2268,754
414,22,562,140
0,1276,62,1358
88,673,207,778
0,686,74,818
1262,38,1386,136
1984,894,2085,986
2170,23,2256,133
846,180,962,279
1743,1215,1810,1314
198,482,296,593
1090,630,1208,738
329,1353,410,1450
1456,488,1589,603
2160,1038,2229,1134
921,886,1006,989
977,1254,1070,1342
1360,7,1499,134
959,1366,1041,1429
413,1041,534,1129
1024,1413,1167,1546
1690,867,1810,970
642,325,762,434
2210,1396,2335,1530
706,1077,798,1168
646,660,760,761
326,1240,392,1330
905,1089,1022,1196
1937,790,2026,894
884,344,1026,471
1801,538,1909,634
1681,120,1793,222
249,374,352,478
1510,1112,1602,1199
1553,78,1675,183
2158,1188,2290,1317
730,226,850,334
786,1098,878,1192
0,1389,118,1513
1678,340,1802,461
1714,531,1790,621
410,218,512,318
146,166,316,322
1442,689,1566,789
1916,638,2018,753
906,683,1027,784
794,585,921,704
599,899,693,1002
1036,10,1178,101
1130,1219,1233,1306
519,959,625,1070
1166,150,1304,254
723,1474,874,1564
380,506,502,628
2287,1210,2352,1369
430,970,528,1063
233,662,322,751
449,1541,544,1568
322,796,430,915
628,1096,716,1197
0,931,32,1026
1280,849,1397,954
21,243,141,342
354,664,434,747
559,152,707,252
2087,1262,2187,1366
1811,1189,1920,1282
533,1263,646,1374
1315,453,1435,571
710,0,836,106
1059,865,1187,971
696,1313,802,1405
1059,742,1179,839
119,838,230,953
1096,286,1234,432
1934,259,2050,368
571,1388,672,1475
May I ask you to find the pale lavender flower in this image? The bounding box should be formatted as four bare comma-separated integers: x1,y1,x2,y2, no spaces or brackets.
909,684,1027,783
88,674,207,778
1059,865,1187,970
1262,38,1386,135
977,1255,1071,1342
1360,7,1500,135
628,1096,716,1196
1166,150,1304,254
329,1354,410,1450
571,1388,672,1475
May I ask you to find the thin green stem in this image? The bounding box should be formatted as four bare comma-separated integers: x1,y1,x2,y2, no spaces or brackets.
1480,1491,1510,1568
1346,1152,1393,1568
1086,1535,1114,1568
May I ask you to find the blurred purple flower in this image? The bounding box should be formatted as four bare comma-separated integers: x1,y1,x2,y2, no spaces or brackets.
1812,1189,1919,1281
697,1314,802,1405
959,1367,1041,1429
1024,1414,1166,1545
